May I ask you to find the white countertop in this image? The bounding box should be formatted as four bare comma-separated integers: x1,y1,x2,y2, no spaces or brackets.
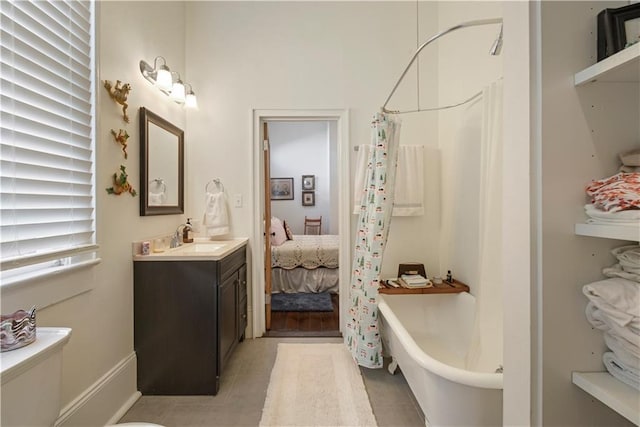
133,237,248,261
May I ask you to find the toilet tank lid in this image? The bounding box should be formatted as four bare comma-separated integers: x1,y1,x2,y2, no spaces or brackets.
1,327,72,385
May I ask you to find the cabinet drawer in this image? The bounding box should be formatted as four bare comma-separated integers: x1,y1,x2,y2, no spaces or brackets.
219,247,245,281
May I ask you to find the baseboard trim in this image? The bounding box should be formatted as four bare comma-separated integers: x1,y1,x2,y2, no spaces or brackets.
105,390,142,426
55,352,139,427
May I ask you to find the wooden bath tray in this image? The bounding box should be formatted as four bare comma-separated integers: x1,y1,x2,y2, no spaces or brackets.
379,279,469,294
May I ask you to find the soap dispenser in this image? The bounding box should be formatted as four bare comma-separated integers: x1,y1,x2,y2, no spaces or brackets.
183,218,194,243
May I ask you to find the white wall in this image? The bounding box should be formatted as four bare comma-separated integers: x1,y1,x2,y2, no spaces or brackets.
269,121,335,235
185,1,441,280
0,2,189,425
538,1,638,425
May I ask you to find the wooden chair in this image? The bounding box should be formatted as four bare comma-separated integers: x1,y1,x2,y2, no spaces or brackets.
304,216,322,235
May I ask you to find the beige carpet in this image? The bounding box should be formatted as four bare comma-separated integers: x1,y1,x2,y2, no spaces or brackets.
259,343,378,427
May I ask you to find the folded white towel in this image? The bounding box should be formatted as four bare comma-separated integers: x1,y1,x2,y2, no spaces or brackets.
603,264,640,283
202,192,230,236
585,302,640,344
583,278,640,328
604,332,640,367
585,204,640,222
401,274,429,285
353,145,428,216
613,245,640,275
603,351,640,391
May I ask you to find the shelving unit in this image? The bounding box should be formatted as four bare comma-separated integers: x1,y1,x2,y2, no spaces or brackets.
574,43,640,86
572,42,640,423
575,223,640,242
572,372,640,426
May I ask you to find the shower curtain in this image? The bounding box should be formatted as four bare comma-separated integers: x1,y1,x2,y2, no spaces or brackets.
345,113,401,368
466,80,504,370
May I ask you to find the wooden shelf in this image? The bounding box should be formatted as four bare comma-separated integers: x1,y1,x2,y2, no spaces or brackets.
573,372,640,425
575,44,640,86
575,223,639,242
379,279,469,294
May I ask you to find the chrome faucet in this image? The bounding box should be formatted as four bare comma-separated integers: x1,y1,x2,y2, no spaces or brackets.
170,225,186,248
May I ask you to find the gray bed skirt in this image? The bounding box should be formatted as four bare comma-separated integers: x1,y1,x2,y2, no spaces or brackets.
271,267,339,294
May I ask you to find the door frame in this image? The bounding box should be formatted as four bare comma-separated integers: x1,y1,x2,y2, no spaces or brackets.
251,109,350,337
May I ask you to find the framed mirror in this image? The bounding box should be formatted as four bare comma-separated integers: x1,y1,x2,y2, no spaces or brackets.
139,107,184,215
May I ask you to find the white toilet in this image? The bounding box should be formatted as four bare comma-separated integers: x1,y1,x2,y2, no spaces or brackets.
0,327,161,427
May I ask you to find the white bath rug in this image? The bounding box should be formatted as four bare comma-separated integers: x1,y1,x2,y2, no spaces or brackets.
259,343,378,427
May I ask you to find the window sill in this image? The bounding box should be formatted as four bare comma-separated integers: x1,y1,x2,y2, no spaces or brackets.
1,258,101,311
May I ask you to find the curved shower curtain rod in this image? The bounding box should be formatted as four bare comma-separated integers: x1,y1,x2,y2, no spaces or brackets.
381,18,503,114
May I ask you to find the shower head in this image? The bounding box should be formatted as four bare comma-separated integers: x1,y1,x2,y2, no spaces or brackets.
490,24,503,56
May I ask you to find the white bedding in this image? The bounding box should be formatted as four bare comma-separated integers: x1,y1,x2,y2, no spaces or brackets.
271,235,339,269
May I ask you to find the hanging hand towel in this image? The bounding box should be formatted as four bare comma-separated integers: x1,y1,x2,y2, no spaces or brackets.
394,145,425,216
353,145,426,216
203,192,230,236
353,145,372,214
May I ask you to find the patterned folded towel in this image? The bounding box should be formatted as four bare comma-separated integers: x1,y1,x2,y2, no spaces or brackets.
585,172,640,212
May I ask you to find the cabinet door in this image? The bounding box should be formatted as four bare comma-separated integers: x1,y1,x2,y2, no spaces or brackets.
134,261,218,395
238,264,247,341
219,272,237,372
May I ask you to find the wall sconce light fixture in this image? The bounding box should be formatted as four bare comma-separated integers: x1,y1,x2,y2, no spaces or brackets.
139,56,197,108
185,83,197,109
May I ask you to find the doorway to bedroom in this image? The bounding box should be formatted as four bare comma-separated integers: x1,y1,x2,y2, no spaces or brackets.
251,109,350,339
266,120,340,337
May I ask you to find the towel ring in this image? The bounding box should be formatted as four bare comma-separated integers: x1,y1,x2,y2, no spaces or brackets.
205,178,224,194
150,178,167,193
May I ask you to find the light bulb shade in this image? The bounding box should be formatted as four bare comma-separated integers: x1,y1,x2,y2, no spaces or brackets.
185,92,198,109
169,81,185,103
155,68,173,91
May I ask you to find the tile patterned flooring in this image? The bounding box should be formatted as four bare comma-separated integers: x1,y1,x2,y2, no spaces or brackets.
119,337,425,427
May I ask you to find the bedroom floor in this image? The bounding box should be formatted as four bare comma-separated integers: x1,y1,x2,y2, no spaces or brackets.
119,337,425,426
265,293,340,337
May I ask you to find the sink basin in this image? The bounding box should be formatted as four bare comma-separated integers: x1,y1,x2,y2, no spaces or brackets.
134,238,248,261
184,243,226,253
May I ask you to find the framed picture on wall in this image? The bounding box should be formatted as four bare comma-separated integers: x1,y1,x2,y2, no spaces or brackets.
613,3,640,49
302,175,315,190
270,177,294,200
597,3,640,61
302,191,315,206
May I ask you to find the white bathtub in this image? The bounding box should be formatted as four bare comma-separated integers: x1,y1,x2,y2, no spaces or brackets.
378,293,503,427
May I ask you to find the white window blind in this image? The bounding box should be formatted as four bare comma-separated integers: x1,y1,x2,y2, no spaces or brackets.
0,0,96,277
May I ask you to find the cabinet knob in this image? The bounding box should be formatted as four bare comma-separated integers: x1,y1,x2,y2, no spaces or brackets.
242,314,247,319
241,280,246,285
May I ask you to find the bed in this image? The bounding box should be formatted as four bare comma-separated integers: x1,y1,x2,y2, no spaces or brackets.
271,234,339,294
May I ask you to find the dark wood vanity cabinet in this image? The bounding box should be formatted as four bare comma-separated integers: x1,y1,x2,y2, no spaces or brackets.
133,246,247,395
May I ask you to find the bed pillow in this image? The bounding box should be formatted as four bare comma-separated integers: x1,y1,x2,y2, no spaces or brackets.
283,220,294,240
271,217,287,246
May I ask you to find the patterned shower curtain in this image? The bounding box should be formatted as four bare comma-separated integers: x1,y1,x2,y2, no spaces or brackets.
345,113,401,368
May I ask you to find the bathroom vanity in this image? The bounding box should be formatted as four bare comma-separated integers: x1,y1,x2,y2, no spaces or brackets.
133,239,248,395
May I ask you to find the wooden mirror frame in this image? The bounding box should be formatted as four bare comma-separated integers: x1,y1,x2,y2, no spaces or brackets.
139,107,184,216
